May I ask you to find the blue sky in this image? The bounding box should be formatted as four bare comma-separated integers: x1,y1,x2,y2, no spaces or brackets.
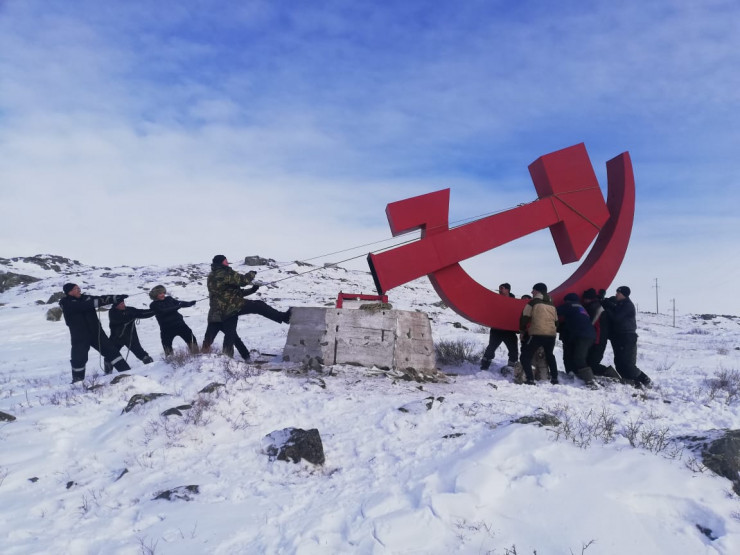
1,0,739,315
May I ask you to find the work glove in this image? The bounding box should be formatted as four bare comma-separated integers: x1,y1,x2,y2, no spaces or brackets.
185,300,197,307
245,270,257,282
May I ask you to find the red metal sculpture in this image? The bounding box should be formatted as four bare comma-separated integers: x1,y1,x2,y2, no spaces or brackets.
367,143,635,331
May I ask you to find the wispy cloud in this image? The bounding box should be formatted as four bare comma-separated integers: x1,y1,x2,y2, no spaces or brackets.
1,0,738,314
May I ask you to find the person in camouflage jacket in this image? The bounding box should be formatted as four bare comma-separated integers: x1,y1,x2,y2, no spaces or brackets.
207,255,291,361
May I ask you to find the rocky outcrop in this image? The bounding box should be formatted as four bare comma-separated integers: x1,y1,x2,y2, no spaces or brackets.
153,485,199,501
0,271,41,293
244,255,276,267
262,428,325,465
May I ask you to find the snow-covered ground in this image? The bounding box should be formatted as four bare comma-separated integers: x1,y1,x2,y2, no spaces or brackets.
1,255,739,554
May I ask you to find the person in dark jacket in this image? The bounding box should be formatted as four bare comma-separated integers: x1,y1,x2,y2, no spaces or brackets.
602,285,652,388
582,288,619,379
207,255,290,361
59,283,131,383
149,285,198,356
557,293,597,388
108,297,155,364
480,283,519,371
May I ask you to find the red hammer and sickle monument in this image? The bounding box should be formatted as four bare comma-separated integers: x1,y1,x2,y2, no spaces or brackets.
367,143,635,331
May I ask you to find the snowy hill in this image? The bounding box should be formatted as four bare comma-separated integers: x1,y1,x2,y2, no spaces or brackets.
1,255,739,554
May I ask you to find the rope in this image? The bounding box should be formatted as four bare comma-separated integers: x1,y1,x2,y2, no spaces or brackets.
257,200,536,274
255,187,607,287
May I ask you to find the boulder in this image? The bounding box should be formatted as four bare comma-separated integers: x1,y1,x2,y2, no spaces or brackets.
244,255,276,267
701,429,740,495
153,485,199,501
46,307,63,321
262,427,325,465
0,410,17,422
122,393,168,414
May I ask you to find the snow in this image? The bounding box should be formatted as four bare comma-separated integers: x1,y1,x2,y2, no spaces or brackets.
1,257,740,554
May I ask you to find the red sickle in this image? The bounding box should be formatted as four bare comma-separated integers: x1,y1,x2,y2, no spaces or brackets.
367,143,635,331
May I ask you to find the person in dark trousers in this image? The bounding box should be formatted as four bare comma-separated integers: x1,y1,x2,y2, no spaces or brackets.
557,292,597,388
108,297,155,364
519,283,559,385
149,285,199,356
480,283,519,371
581,288,619,379
207,255,290,361
59,283,131,383
602,285,652,388
202,285,259,359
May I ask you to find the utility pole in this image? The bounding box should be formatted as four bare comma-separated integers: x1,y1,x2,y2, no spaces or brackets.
671,298,676,327
653,278,660,314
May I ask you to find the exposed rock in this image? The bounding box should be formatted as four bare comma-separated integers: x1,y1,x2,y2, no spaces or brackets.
244,255,276,267
153,485,200,501
110,374,133,385
0,254,80,273
0,271,41,293
46,307,63,321
398,396,444,414
122,393,168,414
514,413,562,427
300,356,324,372
0,410,17,422
198,382,225,394
700,429,740,495
262,428,325,465
161,404,193,417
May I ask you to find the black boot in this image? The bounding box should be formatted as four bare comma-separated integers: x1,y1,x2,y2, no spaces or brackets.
111,356,131,372
480,358,491,371
71,367,85,384
637,372,653,389
142,355,153,364
104,360,113,374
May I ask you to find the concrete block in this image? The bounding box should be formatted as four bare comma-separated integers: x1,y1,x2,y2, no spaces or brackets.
283,307,436,375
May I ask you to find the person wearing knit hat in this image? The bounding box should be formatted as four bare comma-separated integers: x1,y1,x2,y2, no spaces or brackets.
58,283,131,383
480,283,519,372
616,285,631,298
205,255,292,361
149,285,199,356
519,283,559,385
603,285,652,388
557,292,598,388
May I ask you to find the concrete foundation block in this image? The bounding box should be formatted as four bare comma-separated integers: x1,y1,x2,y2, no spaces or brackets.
282,307,436,375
